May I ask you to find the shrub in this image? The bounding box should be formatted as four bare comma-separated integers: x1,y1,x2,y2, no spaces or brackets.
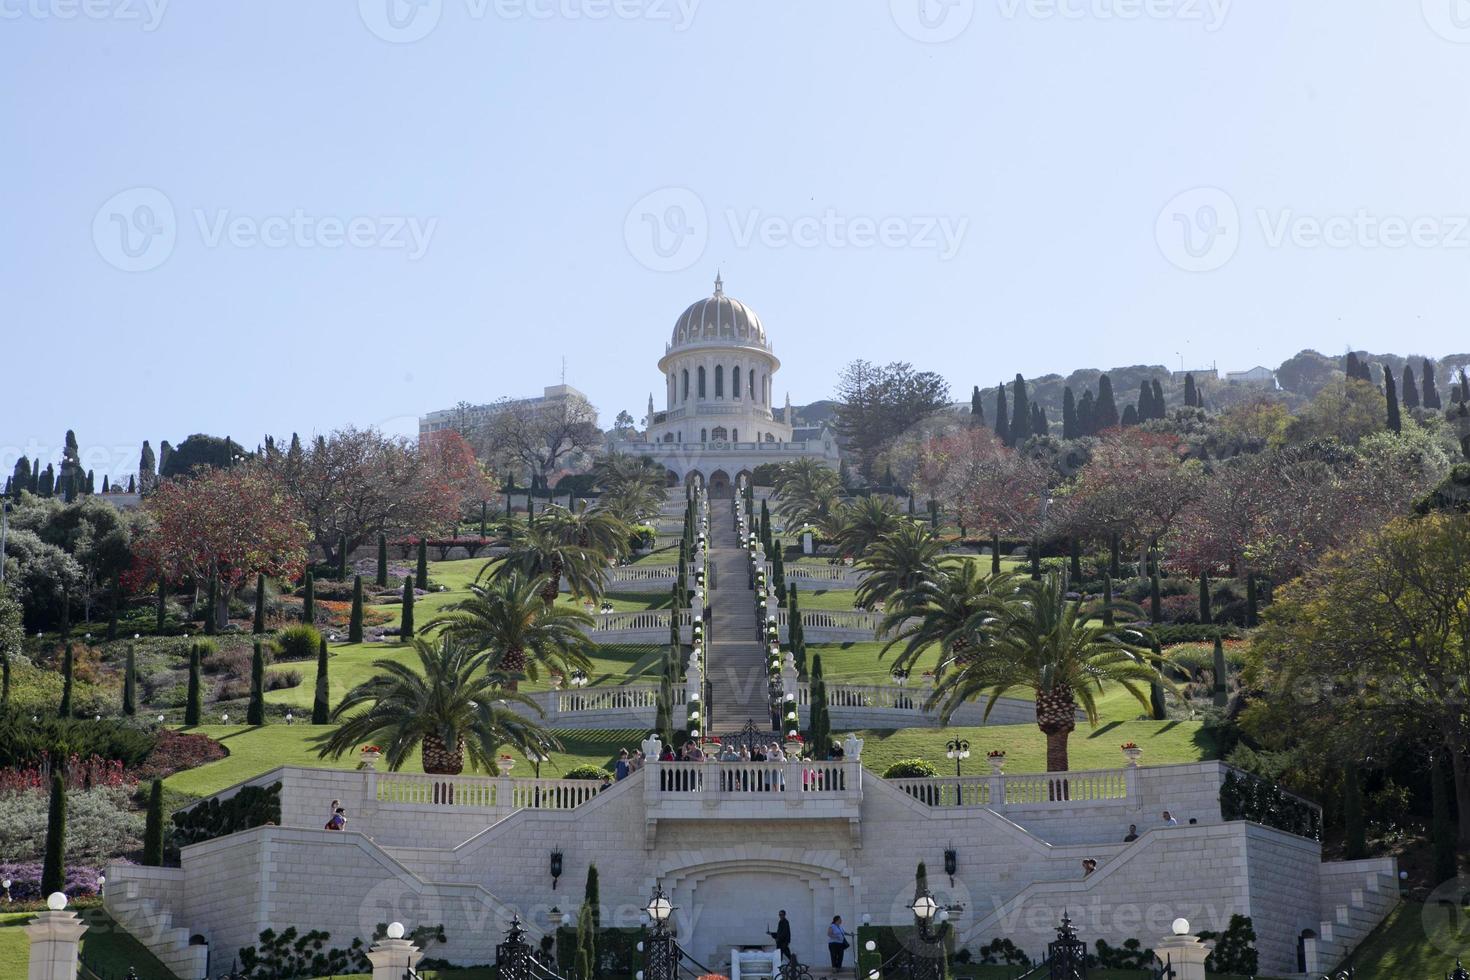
0,785,142,865
172,781,281,846
1158,594,1200,624
133,730,227,781
237,927,368,980
562,765,610,780
1199,915,1258,975
1090,937,1153,970
0,861,102,901
0,716,157,769
273,625,321,662
264,670,301,692
882,759,939,779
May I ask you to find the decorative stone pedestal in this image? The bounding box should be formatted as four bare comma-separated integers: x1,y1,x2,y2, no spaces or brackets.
367,937,423,980
25,910,88,980
1152,931,1211,980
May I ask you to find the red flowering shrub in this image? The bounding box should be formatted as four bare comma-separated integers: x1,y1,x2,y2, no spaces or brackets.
132,730,227,781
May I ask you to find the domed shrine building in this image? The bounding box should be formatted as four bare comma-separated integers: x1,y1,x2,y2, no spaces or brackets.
619,275,841,495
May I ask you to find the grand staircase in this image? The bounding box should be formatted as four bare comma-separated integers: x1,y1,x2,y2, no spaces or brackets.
108,877,210,979
705,498,774,729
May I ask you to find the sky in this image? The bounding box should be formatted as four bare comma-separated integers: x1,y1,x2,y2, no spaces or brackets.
4,0,1470,481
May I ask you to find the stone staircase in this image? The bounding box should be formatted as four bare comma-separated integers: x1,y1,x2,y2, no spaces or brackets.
1310,861,1400,973
706,499,773,728
108,877,210,979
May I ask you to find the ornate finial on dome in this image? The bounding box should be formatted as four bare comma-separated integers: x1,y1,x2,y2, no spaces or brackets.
713,271,724,297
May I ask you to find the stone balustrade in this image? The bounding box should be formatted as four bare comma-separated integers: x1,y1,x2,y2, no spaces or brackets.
582,608,696,643
887,766,1131,812
373,770,601,811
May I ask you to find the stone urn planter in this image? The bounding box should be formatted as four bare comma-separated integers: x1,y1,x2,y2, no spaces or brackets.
1121,744,1143,767
496,756,516,776
548,908,564,928
986,751,1006,775
359,747,382,770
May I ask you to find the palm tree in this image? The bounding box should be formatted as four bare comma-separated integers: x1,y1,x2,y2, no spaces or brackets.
880,561,1006,673
833,495,905,559
427,572,595,688
313,635,556,775
492,509,622,605
925,572,1165,772
771,458,842,531
592,455,668,524
855,522,943,610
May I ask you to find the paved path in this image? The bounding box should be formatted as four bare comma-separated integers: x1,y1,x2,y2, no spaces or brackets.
704,498,772,730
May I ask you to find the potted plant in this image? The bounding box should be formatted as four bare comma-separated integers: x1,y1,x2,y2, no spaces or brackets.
360,744,383,769
986,749,1006,775
497,754,516,776
1121,742,1143,767
785,732,804,755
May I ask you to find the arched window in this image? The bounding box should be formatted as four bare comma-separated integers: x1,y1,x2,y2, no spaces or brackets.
663,433,674,443
676,431,681,441
748,370,755,400
733,366,742,399
701,428,708,442
681,369,689,402
697,366,706,399
715,365,724,398
711,426,728,441
733,429,739,442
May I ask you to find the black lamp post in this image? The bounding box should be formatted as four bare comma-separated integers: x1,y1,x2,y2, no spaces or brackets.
906,885,948,980
945,738,970,779
643,885,680,980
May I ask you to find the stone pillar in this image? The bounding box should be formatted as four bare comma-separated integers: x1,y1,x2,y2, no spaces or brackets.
366,936,422,980
1152,931,1210,980
25,908,88,980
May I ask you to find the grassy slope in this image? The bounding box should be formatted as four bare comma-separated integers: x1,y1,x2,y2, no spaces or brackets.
1344,900,1470,979
0,908,176,980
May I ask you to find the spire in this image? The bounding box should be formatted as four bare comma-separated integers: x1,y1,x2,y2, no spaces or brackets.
713,271,724,297
648,392,655,416
784,391,792,423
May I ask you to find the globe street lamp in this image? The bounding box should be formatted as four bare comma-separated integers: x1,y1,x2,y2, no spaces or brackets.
944,738,970,780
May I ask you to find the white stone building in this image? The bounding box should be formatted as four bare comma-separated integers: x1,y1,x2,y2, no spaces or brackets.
618,276,840,496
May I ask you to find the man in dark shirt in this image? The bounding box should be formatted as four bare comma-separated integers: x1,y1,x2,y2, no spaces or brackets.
770,910,792,963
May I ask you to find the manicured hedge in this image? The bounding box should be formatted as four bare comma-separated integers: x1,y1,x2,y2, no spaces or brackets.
172,781,282,846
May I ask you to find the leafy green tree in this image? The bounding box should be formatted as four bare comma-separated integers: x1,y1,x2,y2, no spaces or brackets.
247,641,266,725
492,509,625,605
348,576,364,644
143,779,165,866
1343,767,1366,859
313,635,553,774
312,636,331,724
185,643,203,726
833,496,904,560
41,772,66,894
770,459,841,532
401,575,416,640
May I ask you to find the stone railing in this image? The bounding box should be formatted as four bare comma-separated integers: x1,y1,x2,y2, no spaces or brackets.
584,609,696,642
772,608,884,641
887,766,1133,812
553,684,687,713
644,758,861,814
373,771,602,811
798,682,926,710
783,564,866,589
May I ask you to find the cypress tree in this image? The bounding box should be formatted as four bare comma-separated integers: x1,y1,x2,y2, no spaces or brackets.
1121,404,1139,427
1078,389,1096,435
416,538,429,588
1246,572,1259,627
1151,378,1165,419
575,864,600,980
1095,374,1120,429
101,475,110,493
123,641,137,715
348,575,364,643
1137,380,1153,421
312,637,331,724
1403,365,1420,409
401,574,416,640
1212,636,1228,708
1343,767,1366,860
808,653,830,756
204,574,218,635
1346,351,1362,380
1103,575,1115,627
788,585,806,676
1385,369,1402,434
38,464,54,498
773,543,786,605
185,643,202,726
1423,358,1442,409
337,532,348,580
127,475,135,494
376,534,389,588
142,779,164,867
1149,568,1162,624
994,382,1010,445
302,571,315,626
1009,374,1031,443
927,499,938,530
59,643,74,717
991,532,1001,576
246,641,265,726
41,772,66,895
253,573,267,634
1432,753,1457,884
1198,572,1211,624
1031,402,1046,437
1069,538,1082,583
1061,387,1077,439
1183,372,1198,408
969,385,984,426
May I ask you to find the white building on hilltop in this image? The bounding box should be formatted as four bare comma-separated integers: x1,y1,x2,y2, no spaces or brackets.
619,275,840,495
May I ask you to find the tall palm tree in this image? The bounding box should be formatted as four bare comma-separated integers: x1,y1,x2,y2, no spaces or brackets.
925,572,1165,772
771,458,842,530
855,522,943,610
491,509,622,605
833,495,906,559
427,572,595,687
880,561,1007,673
592,454,669,524
312,635,556,775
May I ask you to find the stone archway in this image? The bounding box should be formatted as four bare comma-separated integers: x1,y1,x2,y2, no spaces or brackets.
708,469,731,498
684,470,704,489
665,469,681,488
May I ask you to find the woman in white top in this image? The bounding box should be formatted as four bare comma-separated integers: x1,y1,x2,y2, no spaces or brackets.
827,915,848,970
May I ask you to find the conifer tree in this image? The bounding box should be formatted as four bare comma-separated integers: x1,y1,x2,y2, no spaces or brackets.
416,538,429,588
139,440,156,494
1403,365,1420,409
808,653,830,756
348,575,364,643
253,573,267,634
123,641,137,715
1078,389,1096,436
1121,404,1139,427
59,643,74,717
1212,636,1228,708
142,778,165,866
302,571,315,626
247,640,266,725
1009,374,1031,443
1151,379,1164,418
1095,375,1120,429
1346,351,1364,381
102,475,110,493
1423,358,1442,409
994,382,1009,445
41,772,66,895
312,637,331,724
991,532,1001,576
377,534,389,588
1031,402,1046,437
1183,372,1198,408
1432,753,1456,884
401,575,415,640
1385,369,1402,433
1,646,9,710
1137,380,1153,421
185,643,202,725
788,584,806,676
969,385,984,426
1061,387,1078,439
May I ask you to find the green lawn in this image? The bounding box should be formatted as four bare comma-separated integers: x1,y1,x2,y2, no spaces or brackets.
1345,900,1470,979
0,908,175,980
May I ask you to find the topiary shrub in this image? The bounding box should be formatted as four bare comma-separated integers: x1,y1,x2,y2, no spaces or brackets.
563,765,610,780
172,782,281,846
272,625,321,662
1199,914,1258,975
1090,937,1153,969
237,927,368,979
883,759,939,779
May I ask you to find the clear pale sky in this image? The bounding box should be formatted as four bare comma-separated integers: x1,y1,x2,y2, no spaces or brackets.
4,0,1469,480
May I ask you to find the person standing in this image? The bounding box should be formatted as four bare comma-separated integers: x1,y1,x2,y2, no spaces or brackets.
827,915,849,971
769,909,792,963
